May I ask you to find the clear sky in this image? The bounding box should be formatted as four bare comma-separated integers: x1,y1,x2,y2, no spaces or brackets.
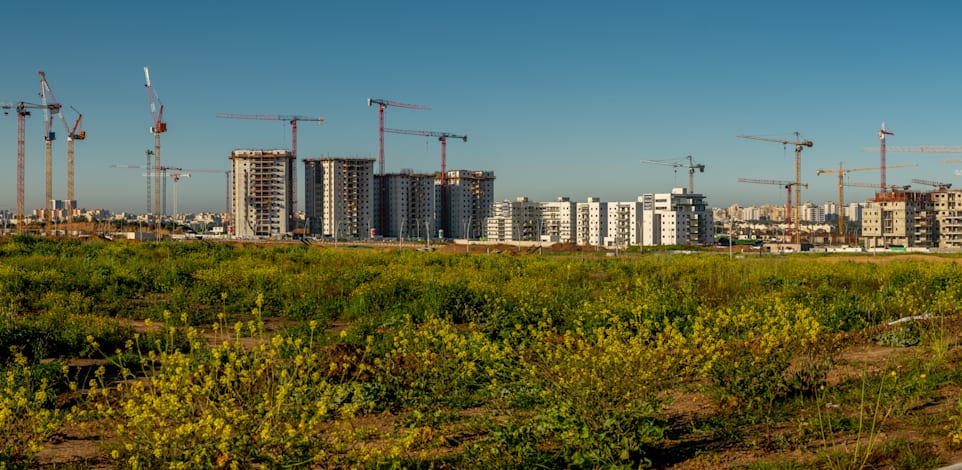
2,1,962,214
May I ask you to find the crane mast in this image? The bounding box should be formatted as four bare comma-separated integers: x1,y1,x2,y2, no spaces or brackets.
38,71,64,232
145,66,167,234
878,122,894,191
736,132,813,244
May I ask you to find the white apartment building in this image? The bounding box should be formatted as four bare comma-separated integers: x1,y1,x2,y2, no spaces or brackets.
604,199,642,247
231,149,295,238
444,170,495,239
303,158,375,239
642,188,713,246
802,202,826,223
375,170,437,239
844,202,866,224
540,197,577,243
484,197,541,242
741,206,760,221
821,201,837,221
576,197,607,246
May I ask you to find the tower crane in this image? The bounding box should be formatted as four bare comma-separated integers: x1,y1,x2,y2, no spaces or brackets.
877,122,894,191
639,155,705,194
38,71,86,228
180,168,231,233
844,181,911,193
216,113,324,230
383,128,467,236
815,163,916,235
910,178,952,191
736,132,814,244
38,71,64,230
1,101,60,233
111,164,182,216
144,67,167,233
737,178,807,240
862,139,962,189
168,172,190,218
368,98,430,234
866,146,962,154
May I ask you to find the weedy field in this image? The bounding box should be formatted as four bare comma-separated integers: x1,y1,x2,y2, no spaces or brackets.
3,235,962,469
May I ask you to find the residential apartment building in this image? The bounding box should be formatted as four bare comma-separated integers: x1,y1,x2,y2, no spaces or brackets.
861,190,935,249
932,190,962,248
484,197,541,242
540,197,577,243
443,170,495,239
802,202,826,223
604,199,642,247
303,157,375,239
642,188,713,246
576,197,607,246
230,149,295,238
375,170,437,239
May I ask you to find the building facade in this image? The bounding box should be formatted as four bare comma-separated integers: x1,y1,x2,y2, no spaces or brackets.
932,190,962,248
861,190,935,249
376,170,437,239
303,158,375,239
540,197,577,243
604,199,642,247
576,197,607,246
484,197,541,242
643,188,714,246
443,170,495,239
231,149,295,238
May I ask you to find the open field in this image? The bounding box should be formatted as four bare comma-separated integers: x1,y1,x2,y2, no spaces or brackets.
3,236,962,468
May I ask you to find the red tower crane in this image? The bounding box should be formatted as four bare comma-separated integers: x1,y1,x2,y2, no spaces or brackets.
383,128,468,236
144,66,167,233
737,178,807,241
862,141,962,187
368,98,430,234
2,101,59,233
39,71,86,229
216,113,324,230
736,132,814,244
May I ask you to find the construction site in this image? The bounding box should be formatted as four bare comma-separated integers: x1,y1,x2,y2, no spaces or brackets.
6,71,962,252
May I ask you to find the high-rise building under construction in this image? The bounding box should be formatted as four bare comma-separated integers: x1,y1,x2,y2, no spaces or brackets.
230,149,295,238
303,158,375,239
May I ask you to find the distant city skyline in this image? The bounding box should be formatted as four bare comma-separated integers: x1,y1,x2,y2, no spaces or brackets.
3,2,962,214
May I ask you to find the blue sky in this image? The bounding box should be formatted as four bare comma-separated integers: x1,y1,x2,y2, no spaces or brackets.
2,1,962,214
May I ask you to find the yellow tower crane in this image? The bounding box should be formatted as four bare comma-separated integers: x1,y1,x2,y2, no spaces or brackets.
736,132,813,244
815,163,916,235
